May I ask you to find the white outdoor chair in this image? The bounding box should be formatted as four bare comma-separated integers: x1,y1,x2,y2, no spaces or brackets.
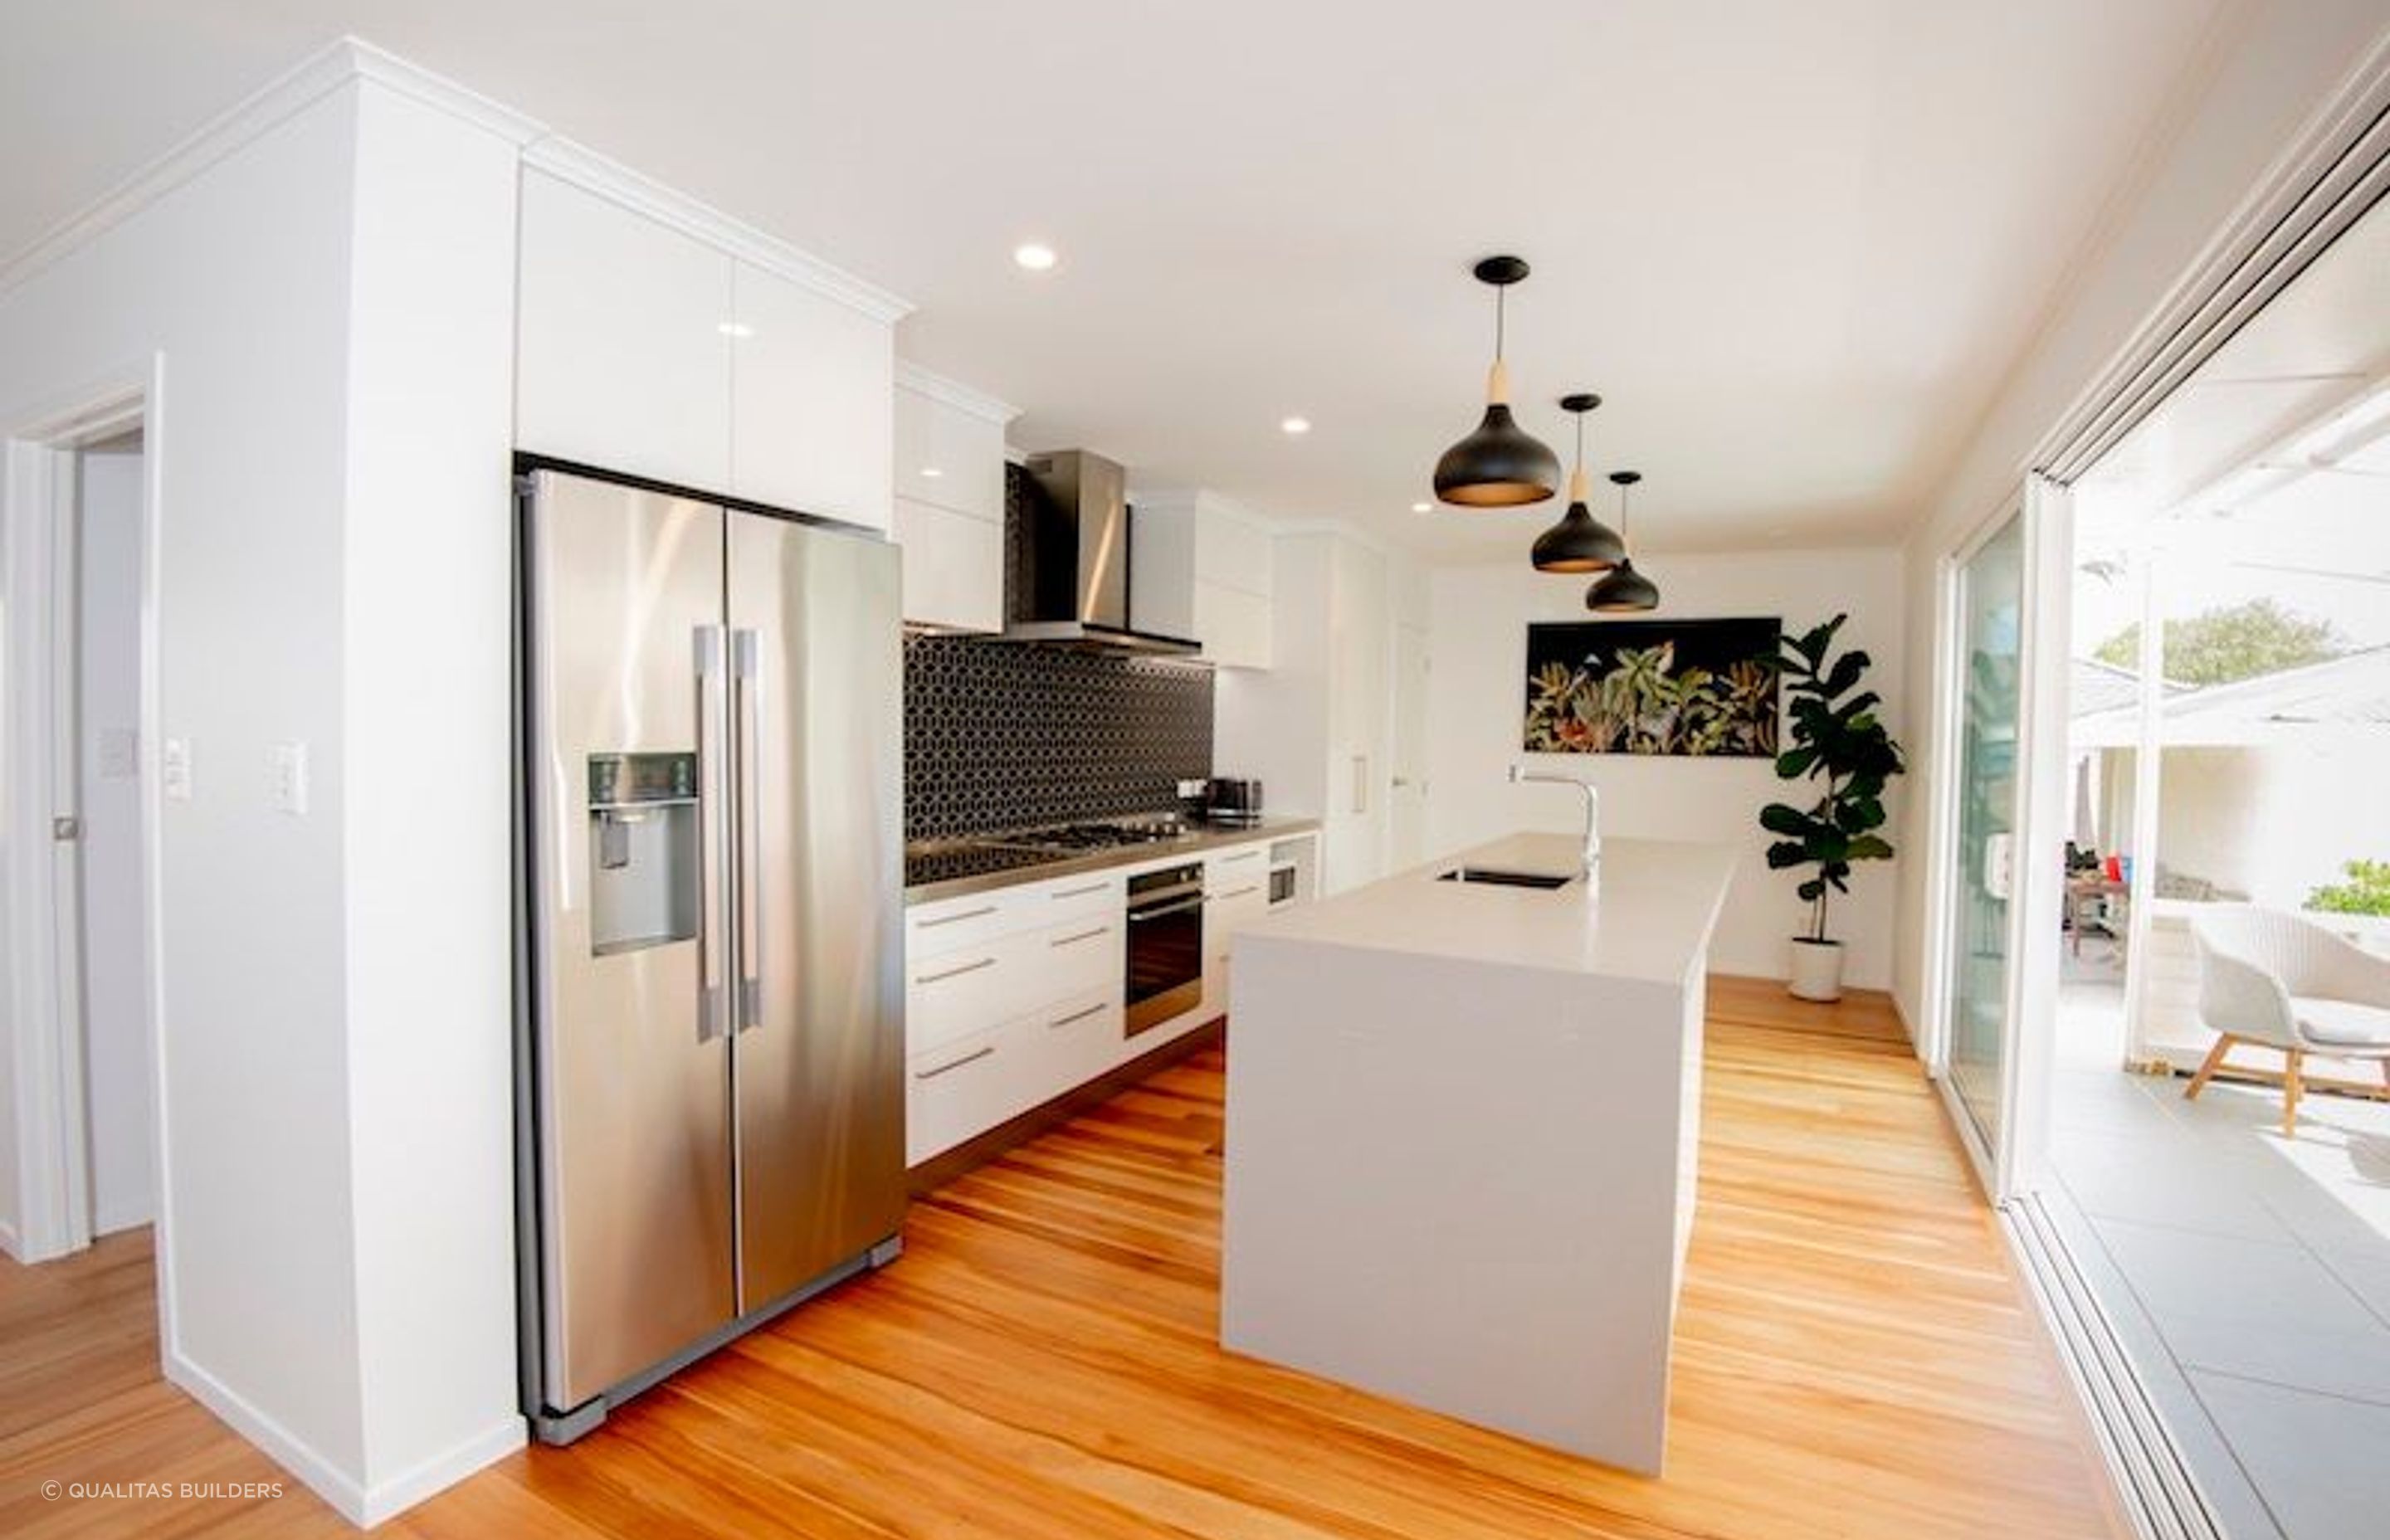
2187,907,2390,1135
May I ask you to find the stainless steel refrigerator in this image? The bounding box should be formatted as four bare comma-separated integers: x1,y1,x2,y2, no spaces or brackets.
514,465,905,1442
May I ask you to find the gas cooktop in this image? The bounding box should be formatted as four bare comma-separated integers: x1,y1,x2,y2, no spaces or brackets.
904,816,1197,889
1007,816,1192,851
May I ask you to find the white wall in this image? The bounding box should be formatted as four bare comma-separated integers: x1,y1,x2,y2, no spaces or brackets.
2142,739,2390,909
2,80,370,1481
0,61,529,1520
1425,548,1908,991
76,444,152,1235
338,80,524,1508
1891,0,2390,1031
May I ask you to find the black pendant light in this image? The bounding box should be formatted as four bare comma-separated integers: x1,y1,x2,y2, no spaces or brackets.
1432,256,1562,507
1530,393,1627,573
1585,470,1660,612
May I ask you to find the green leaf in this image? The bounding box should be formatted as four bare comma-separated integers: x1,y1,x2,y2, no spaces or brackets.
1759,803,1812,837
1846,835,1894,861
1797,879,1826,902
1765,841,1809,869
1775,747,1818,779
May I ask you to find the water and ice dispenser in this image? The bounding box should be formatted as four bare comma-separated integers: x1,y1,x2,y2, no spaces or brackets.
586,752,700,956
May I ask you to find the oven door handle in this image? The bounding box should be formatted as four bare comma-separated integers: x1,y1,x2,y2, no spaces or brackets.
1127,896,1206,924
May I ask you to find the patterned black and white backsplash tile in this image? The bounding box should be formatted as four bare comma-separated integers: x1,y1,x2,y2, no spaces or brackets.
903,633,1213,841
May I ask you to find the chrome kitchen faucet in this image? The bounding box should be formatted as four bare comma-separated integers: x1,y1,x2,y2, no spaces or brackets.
1509,764,1601,892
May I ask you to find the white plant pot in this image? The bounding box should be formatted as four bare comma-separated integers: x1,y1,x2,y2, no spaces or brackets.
1788,938,1845,1002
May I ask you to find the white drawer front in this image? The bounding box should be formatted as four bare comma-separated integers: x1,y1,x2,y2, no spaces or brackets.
1021,987,1122,1096
1037,914,1122,1000
906,1023,1030,1166
907,888,1027,960
1034,871,1121,928
907,931,1031,1055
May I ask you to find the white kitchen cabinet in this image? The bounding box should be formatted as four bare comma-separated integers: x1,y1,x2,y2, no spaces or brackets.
894,496,1004,632
1202,842,1273,1009
895,373,1008,521
905,866,1124,1163
893,366,1016,631
517,162,905,532
731,262,893,532
1194,582,1272,670
906,1022,1024,1167
516,169,734,492
1130,490,1275,668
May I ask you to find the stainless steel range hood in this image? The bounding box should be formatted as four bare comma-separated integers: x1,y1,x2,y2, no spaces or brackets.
997,450,1202,657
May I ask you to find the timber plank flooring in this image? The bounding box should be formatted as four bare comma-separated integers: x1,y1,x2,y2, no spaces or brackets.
0,980,2124,1538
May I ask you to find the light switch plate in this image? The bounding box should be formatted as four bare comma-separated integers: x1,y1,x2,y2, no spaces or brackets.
271,742,309,816
162,738,192,802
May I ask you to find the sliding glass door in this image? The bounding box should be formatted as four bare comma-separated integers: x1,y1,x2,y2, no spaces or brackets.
1946,513,2027,1154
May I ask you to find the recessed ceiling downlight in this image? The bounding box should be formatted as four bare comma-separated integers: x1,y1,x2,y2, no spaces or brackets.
1013,242,1059,271
1281,417,1312,436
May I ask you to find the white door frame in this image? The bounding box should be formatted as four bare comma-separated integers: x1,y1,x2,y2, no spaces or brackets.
3,364,166,1284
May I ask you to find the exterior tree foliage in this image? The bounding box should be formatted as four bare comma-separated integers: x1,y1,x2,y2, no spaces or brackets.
2093,597,2346,686
2307,859,2390,918
1762,615,1907,943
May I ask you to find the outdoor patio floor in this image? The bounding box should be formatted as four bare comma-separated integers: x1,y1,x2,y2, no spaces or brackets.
2047,1001,2390,1540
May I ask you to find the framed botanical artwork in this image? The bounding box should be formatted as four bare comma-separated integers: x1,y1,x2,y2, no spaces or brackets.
1523,617,1781,758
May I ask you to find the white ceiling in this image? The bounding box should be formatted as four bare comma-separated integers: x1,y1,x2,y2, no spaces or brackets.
2,0,2239,559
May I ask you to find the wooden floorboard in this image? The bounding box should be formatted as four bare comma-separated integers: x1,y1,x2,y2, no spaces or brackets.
0,981,2124,1538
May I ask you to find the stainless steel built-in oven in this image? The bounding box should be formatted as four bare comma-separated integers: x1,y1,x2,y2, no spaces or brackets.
1125,861,1205,1036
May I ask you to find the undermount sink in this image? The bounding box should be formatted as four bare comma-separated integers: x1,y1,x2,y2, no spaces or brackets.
1436,865,1575,890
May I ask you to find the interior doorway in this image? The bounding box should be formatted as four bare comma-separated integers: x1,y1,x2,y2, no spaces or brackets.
2,389,161,1271
65,432,156,1239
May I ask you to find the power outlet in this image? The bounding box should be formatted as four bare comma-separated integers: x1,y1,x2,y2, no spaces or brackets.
271,742,310,816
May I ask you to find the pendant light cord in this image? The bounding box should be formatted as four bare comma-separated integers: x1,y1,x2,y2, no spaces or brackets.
1495,285,1507,362
1573,411,1584,473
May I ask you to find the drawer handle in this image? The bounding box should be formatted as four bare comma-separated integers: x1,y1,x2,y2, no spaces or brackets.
1051,882,1108,899
915,1045,995,1080
916,955,997,985
918,904,998,928
1050,1001,1108,1030
1220,850,1263,864
1211,885,1261,901
1051,925,1111,948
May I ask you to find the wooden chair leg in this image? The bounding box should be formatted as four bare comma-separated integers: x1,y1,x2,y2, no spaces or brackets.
2282,1050,2304,1138
2185,1036,2234,1101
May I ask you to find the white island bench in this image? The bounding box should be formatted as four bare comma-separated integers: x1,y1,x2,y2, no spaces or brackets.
1220,832,1737,1474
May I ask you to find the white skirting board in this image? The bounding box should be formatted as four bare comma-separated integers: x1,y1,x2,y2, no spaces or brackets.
0,1219,18,1261
165,1349,524,1528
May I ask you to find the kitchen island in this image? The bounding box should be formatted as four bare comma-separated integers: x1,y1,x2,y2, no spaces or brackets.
1219,832,1737,1474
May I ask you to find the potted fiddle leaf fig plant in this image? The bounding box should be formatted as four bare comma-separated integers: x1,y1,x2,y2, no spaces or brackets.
1760,614,1905,1001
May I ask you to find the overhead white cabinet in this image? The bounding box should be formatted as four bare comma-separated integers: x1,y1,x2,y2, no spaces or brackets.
731,262,894,532
893,367,1016,631
896,380,1007,521
516,165,902,531
1130,491,1275,668
895,498,1005,631
517,169,734,493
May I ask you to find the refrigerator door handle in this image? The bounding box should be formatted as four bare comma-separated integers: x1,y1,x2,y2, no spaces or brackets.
732,627,764,1032
695,624,729,1042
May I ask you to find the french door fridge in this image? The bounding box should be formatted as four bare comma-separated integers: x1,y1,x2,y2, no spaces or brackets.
516,465,905,1440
